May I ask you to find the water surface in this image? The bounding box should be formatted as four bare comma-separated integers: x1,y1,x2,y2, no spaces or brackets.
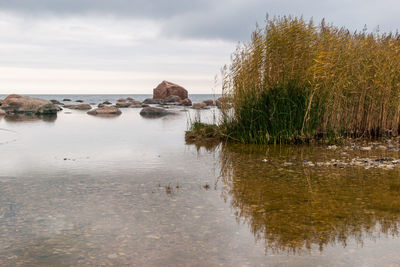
0,101,400,266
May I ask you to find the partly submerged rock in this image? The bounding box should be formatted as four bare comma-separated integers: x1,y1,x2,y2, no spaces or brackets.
139,107,173,117
115,101,131,108
143,98,164,105
63,98,71,102
192,102,207,109
50,99,62,105
75,100,84,103
64,104,92,110
164,95,181,103
87,106,122,116
1,94,60,115
103,101,112,105
129,101,143,108
179,98,192,106
203,99,215,106
153,81,188,100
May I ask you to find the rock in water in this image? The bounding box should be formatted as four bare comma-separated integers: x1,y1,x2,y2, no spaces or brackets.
64,104,92,110
50,99,62,105
164,95,181,103
87,106,122,116
203,99,215,106
179,98,192,106
143,98,163,105
115,102,131,108
1,94,60,115
153,81,188,100
192,102,207,109
140,107,172,117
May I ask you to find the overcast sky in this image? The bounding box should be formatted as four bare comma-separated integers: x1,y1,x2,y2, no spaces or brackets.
0,0,399,94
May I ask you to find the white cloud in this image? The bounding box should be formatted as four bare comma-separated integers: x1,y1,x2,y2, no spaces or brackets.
0,0,399,94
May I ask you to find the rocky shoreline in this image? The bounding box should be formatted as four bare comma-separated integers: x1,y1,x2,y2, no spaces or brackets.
0,81,225,120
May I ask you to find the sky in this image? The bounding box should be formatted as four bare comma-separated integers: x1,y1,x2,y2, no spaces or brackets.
0,0,399,94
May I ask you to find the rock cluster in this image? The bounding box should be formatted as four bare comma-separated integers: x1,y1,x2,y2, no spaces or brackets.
1,94,61,115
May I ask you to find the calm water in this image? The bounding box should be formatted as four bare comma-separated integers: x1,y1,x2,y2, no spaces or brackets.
0,96,400,266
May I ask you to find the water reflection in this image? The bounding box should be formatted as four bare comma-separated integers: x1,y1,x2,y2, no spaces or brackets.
219,143,400,253
4,114,57,123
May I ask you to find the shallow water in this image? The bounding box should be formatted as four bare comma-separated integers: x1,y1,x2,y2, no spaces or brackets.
0,104,400,266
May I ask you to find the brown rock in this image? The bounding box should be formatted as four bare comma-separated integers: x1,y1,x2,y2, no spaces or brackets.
192,102,207,109
143,98,163,105
164,95,182,103
140,107,173,117
129,101,143,108
2,94,60,114
75,100,84,103
179,98,192,106
64,104,92,110
203,99,215,106
0,109,5,116
126,97,134,101
87,106,122,116
116,102,131,108
118,98,127,102
153,81,188,100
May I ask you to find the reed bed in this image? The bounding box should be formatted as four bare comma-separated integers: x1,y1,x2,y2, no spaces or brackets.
220,16,400,144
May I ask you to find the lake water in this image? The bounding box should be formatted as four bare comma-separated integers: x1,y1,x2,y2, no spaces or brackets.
1,95,400,266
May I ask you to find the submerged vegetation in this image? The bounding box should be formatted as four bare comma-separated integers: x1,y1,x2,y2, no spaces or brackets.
198,16,400,144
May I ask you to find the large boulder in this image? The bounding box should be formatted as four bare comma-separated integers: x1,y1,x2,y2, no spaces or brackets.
139,107,173,117
64,104,92,110
87,106,122,116
153,81,188,100
1,94,60,115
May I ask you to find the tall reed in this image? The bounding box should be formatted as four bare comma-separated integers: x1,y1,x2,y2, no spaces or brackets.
221,16,400,144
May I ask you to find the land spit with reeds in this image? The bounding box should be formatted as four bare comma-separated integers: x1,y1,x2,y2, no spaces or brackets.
186,16,400,145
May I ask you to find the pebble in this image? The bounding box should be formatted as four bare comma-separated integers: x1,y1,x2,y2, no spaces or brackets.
107,254,118,259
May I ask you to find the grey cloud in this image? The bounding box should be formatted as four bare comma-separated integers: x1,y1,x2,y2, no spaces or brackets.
0,0,399,41
0,0,210,18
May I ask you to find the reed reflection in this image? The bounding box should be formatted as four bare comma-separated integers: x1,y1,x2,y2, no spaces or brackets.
219,143,400,253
